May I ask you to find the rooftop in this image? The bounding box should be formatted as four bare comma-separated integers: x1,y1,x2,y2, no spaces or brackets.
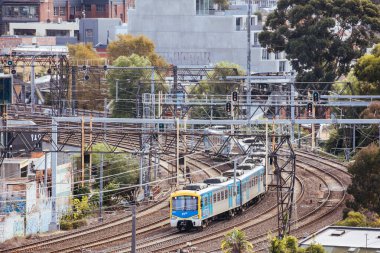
300,226,380,249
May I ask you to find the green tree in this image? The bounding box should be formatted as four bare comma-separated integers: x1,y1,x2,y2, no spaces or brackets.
68,43,109,111
347,144,380,213
269,236,303,253
107,54,152,117
336,211,368,226
269,236,324,253
304,244,325,253
91,143,139,188
259,0,380,83
190,61,245,119
354,44,380,86
107,34,168,67
221,228,253,253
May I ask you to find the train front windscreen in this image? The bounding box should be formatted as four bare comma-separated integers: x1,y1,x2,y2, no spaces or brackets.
172,196,198,211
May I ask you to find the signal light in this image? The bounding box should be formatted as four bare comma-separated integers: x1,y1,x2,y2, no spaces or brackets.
232,91,238,102
313,91,319,102
11,69,16,75
47,68,52,74
158,123,164,132
82,65,87,71
7,60,13,66
307,102,313,117
226,102,231,112
103,65,108,71
84,75,90,80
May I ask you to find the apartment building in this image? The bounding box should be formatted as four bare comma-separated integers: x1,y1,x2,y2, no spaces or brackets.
128,0,291,73
0,0,134,35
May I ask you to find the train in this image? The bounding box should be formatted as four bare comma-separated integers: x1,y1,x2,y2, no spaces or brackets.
203,125,233,156
170,163,266,231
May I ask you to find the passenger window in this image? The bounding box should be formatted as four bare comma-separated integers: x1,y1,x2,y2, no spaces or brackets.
221,192,224,200
213,194,216,203
225,189,228,197
217,192,220,202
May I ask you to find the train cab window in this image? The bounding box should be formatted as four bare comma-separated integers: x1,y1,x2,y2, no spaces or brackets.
172,196,198,211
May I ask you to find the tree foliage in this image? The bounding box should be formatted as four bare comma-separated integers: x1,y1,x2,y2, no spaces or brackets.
107,54,152,117
107,34,168,67
68,43,101,63
221,228,253,253
91,143,139,188
190,61,245,119
347,144,380,213
259,0,380,83
268,236,325,253
336,211,368,226
354,44,380,85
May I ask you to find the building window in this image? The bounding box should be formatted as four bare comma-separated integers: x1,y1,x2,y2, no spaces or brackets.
70,7,75,15
54,7,59,16
196,0,213,15
274,52,281,59
85,29,93,37
46,30,70,37
253,32,259,46
85,5,91,12
279,61,286,72
2,5,39,19
96,4,105,12
114,5,117,16
14,29,36,36
60,7,66,16
262,49,269,60
236,17,241,31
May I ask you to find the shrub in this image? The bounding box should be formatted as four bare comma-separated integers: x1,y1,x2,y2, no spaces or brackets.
72,219,87,229
60,220,73,230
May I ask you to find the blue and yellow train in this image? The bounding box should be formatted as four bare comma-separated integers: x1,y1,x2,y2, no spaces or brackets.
170,164,266,231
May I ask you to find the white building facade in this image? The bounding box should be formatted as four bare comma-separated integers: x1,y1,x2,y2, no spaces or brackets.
127,0,291,73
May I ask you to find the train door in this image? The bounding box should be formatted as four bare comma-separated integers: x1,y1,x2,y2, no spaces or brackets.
236,185,241,206
245,180,250,201
209,192,213,216
228,185,233,208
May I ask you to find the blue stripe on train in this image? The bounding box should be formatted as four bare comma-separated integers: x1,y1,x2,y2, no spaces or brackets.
172,210,198,218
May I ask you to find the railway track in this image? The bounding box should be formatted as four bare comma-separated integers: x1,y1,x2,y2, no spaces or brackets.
197,152,350,253
4,110,351,253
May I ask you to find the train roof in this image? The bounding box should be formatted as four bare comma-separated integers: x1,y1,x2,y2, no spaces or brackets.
172,165,265,197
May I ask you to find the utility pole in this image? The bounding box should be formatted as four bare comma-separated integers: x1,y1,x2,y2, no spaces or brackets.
81,116,85,187
49,119,58,231
99,154,103,222
131,204,136,253
312,103,315,150
265,119,268,191
116,79,119,101
246,0,252,119
31,57,35,113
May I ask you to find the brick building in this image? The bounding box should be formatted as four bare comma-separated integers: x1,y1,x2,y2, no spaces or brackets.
0,0,134,35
